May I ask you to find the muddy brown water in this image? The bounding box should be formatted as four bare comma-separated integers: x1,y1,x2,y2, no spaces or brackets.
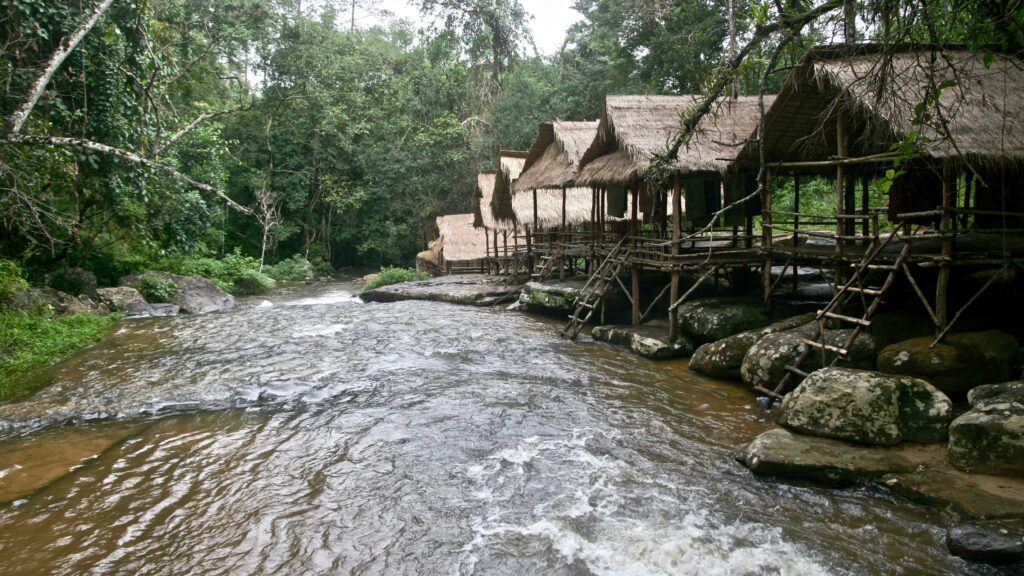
0,281,1003,574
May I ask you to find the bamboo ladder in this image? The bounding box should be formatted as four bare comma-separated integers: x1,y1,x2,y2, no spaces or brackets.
560,237,632,340
755,228,912,402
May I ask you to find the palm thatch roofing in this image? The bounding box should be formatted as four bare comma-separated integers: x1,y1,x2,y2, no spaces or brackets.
737,45,1024,167
515,121,600,191
473,171,501,230
576,94,772,187
512,187,595,228
436,214,487,263
489,150,528,229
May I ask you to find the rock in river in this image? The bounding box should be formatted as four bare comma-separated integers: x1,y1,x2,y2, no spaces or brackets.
591,322,694,360
689,313,816,380
120,272,234,315
676,297,770,343
877,330,1020,395
739,326,875,391
947,518,1024,565
778,368,953,446
735,428,916,486
949,381,1024,477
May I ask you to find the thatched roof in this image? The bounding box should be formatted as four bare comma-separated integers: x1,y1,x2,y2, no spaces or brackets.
512,187,594,228
576,95,772,186
490,150,528,229
515,121,599,191
738,45,1024,166
436,214,487,263
474,171,498,229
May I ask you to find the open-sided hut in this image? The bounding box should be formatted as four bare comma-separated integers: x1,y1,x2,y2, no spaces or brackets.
435,213,488,274
734,44,1024,399
514,121,598,231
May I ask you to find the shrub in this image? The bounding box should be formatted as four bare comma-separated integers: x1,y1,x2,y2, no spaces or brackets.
136,272,179,303
363,266,430,290
232,269,277,295
0,311,120,402
155,248,275,296
0,259,28,305
263,254,313,281
310,256,335,277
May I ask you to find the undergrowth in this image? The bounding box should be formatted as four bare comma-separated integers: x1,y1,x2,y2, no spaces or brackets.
363,266,430,290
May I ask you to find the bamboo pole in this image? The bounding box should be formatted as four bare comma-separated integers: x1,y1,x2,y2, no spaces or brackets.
936,159,954,332
792,174,801,294
670,175,682,339
835,108,847,286
761,169,774,305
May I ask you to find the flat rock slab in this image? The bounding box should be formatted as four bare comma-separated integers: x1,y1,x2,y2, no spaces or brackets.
360,274,518,306
591,320,694,360
736,428,917,486
0,422,143,503
947,518,1024,565
518,279,588,313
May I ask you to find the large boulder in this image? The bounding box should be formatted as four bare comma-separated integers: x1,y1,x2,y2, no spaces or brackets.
947,519,1024,565
735,428,916,486
948,382,1024,477
44,267,98,300
7,287,108,316
96,286,149,313
778,368,952,446
690,313,816,379
592,323,694,360
120,272,233,315
740,326,875,390
877,330,1020,395
676,297,771,343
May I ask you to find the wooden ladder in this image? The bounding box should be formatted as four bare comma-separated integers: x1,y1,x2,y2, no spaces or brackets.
560,237,631,340
756,230,911,401
530,247,562,283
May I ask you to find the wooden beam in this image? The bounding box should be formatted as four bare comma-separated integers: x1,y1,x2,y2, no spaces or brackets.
835,107,847,286
936,158,954,332
670,175,682,339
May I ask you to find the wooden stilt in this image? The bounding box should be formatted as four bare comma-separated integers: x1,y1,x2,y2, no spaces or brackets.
631,265,640,325
792,174,801,294
860,172,870,240
835,108,847,286
669,174,682,339
761,169,774,305
936,158,953,332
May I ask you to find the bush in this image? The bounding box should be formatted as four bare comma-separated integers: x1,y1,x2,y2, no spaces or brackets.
363,266,430,290
155,248,275,296
0,259,28,305
136,272,179,303
0,311,120,402
263,254,313,281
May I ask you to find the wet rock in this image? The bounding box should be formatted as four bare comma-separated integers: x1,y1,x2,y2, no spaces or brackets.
778,368,952,446
120,272,234,315
947,519,1024,565
969,382,1024,408
8,287,108,316
877,330,1020,394
677,297,770,343
735,428,916,486
44,267,98,300
592,322,694,360
360,274,517,306
690,313,816,379
739,326,875,390
518,280,584,313
147,303,180,317
96,287,149,313
948,386,1024,477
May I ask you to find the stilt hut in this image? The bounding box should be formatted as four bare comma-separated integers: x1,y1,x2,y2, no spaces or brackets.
561,94,770,336
513,120,600,280
486,151,529,274
737,44,1024,398
435,214,488,274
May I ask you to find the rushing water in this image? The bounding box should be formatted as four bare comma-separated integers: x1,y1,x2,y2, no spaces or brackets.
0,280,1002,575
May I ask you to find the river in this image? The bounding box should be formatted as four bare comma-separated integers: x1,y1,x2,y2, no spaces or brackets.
0,280,1000,574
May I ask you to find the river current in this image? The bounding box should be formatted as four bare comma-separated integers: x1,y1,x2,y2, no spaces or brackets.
0,280,1001,574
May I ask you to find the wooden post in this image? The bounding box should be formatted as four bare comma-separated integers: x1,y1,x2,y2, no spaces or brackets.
793,174,801,294
533,189,539,230
630,186,639,241
835,108,847,286
761,169,774,306
670,174,682,339
631,264,641,325
936,158,953,333
526,225,533,274
861,172,870,240
502,231,508,258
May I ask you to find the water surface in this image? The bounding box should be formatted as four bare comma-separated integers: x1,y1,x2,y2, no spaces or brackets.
0,281,996,574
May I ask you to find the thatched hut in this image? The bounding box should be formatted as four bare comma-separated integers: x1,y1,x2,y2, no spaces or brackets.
740,44,1024,337
491,151,529,228
435,213,488,273
513,121,598,230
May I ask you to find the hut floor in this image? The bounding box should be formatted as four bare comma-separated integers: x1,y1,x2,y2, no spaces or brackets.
772,230,1024,267
360,274,518,306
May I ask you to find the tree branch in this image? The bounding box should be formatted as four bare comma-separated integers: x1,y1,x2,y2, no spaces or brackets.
153,106,247,157
2,135,253,215
5,0,117,135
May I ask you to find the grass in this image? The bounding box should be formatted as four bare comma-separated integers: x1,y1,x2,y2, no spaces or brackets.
363,266,430,290
0,311,121,402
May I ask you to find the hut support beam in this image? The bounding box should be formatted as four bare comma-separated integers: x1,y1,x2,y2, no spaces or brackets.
835,109,847,286
670,175,682,339
792,175,801,294
761,169,774,306
936,159,954,333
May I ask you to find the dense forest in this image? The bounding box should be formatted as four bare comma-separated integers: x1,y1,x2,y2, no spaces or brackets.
1,0,1022,284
